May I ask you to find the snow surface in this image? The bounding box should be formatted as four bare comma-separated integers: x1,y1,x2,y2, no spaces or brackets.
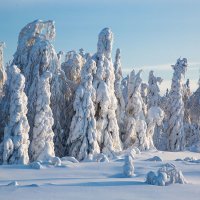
0,151,200,200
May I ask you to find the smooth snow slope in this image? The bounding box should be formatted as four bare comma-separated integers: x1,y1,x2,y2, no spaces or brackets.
0,151,200,200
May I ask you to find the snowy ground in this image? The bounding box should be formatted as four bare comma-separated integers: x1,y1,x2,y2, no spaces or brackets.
0,151,200,200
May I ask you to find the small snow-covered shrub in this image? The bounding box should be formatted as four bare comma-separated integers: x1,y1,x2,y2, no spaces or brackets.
146,163,186,186
30,161,43,169
123,155,134,177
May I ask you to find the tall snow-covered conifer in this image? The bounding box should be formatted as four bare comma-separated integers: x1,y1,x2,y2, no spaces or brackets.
166,58,187,151
3,65,30,165
68,59,100,160
92,28,122,157
12,20,72,158
30,72,55,161
124,70,148,150
114,48,125,137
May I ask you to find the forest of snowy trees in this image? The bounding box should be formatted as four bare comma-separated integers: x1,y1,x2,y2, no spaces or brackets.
0,19,200,164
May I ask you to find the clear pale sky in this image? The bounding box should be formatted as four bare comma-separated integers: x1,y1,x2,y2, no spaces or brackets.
1,0,200,93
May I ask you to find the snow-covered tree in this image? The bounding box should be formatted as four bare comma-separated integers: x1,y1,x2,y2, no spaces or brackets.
147,71,164,149
146,106,164,149
124,70,148,150
62,50,85,84
12,20,72,158
30,72,55,161
0,42,5,89
147,71,162,109
187,78,200,149
141,83,148,105
3,65,30,165
92,28,122,158
114,48,125,137
166,58,187,151
67,59,100,160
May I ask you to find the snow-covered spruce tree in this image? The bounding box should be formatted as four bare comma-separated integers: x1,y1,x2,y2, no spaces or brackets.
146,106,164,149
141,83,148,105
182,79,193,147
121,76,129,105
166,58,187,151
187,78,200,150
124,70,148,150
30,72,55,161
114,48,125,137
147,71,162,109
68,59,100,160
12,20,72,158
147,71,164,149
92,28,122,158
0,42,5,90
62,50,85,84
3,65,30,165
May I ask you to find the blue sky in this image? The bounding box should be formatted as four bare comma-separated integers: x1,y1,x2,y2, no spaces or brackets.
1,0,200,93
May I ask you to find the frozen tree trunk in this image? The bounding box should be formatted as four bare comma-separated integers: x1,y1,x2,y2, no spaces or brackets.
166,58,187,151
114,48,125,138
3,65,30,165
12,20,72,158
124,70,148,150
92,28,122,158
68,59,100,160
30,72,55,161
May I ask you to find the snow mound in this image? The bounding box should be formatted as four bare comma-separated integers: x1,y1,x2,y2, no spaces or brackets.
146,156,163,162
7,181,19,187
175,157,200,163
51,157,62,166
189,142,200,153
95,153,109,163
61,156,79,163
146,163,186,186
30,161,43,169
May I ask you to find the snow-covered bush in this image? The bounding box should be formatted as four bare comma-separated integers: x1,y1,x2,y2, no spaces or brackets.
30,161,43,169
3,65,30,165
67,59,100,161
146,163,186,186
30,72,55,162
123,155,134,177
92,28,122,157
166,58,187,151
